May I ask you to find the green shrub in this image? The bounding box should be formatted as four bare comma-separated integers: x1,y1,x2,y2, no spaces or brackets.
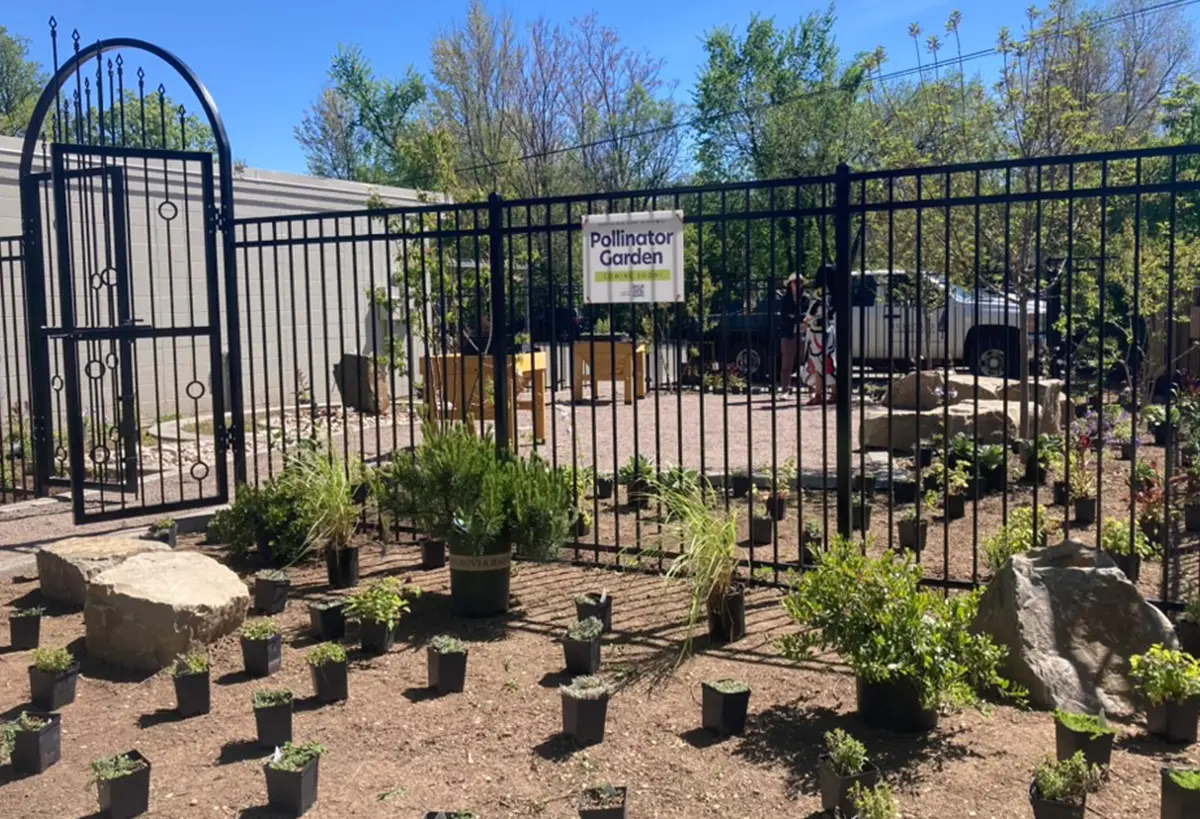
0,712,48,764
1033,752,1102,805
707,679,749,695
31,647,74,674
1184,592,1200,625
1053,710,1116,739
824,728,868,776
252,688,294,709
1130,644,1200,705
565,617,603,642
305,642,347,667
281,447,362,553
169,650,210,677
617,454,653,485
507,454,571,561
267,741,325,772
429,635,467,655
1168,769,1200,790
89,753,147,784
847,781,898,819
344,578,420,629
149,518,175,534
983,505,1056,573
209,480,311,564
241,619,281,642
1100,517,1156,559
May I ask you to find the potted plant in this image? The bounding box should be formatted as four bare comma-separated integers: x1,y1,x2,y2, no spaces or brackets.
780,537,1019,733
28,647,79,710
852,472,878,496
656,482,745,645
1183,463,1200,533
575,591,613,633
252,688,294,747
563,617,604,675
1029,751,1102,819
578,784,627,819
768,457,797,520
307,598,346,641
427,635,468,694
1112,417,1137,460
974,444,1006,493
304,642,348,704
765,483,790,521
594,473,615,500
1131,644,1200,743
727,467,753,499
1069,464,1097,526
896,493,932,554
1144,404,1177,447
264,740,325,816
284,448,363,588
344,577,420,655
619,454,654,508
1024,434,1059,485
7,711,61,775
1162,768,1200,819
9,605,43,650
421,538,447,569
90,751,151,819
169,650,211,718
801,519,822,566
851,495,872,531
570,467,596,537
1099,518,1155,583
147,518,177,548
701,678,750,738
254,569,290,614
847,781,899,819
1053,709,1116,768
913,439,935,468
1180,593,1200,656
240,619,283,678
818,729,880,817
749,492,774,544
561,675,611,745
926,462,968,519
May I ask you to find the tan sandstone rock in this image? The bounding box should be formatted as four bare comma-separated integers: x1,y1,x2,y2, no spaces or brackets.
37,536,169,606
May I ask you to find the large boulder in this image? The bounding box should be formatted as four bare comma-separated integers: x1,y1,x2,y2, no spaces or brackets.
972,540,1178,714
882,370,1005,411
37,536,170,606
333,353,390,415
1001,378,1066,435
85,551,250,671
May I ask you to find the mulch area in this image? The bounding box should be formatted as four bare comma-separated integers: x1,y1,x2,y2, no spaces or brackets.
1,537,1198,818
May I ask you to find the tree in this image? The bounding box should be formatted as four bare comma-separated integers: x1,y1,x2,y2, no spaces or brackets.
295,88,366,180
0,26,45,136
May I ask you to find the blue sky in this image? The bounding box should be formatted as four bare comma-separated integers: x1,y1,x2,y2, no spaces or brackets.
7,1,1199,175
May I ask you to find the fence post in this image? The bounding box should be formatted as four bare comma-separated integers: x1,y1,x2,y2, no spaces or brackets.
834,163,853,538
488,192,509,455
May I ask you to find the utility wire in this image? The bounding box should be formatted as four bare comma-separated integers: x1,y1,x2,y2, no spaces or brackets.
453,0,1200,175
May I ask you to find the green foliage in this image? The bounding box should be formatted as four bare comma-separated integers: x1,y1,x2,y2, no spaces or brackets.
824,728,868,777
1184,591,1200,625
0,26,44,137
268,741,326,772
256,569,289,583
31,647,74,674
1033,752,1103,806
707,678,749,695
305,642,348,667
565,617,603,642
659,464,703,495
241,619,282,642
10,606,44,618
976,444,1006,472
1053,709,1116,739
506,455,571,561
89,753,147,785
592,316,612,336
0,712,48,764
1130,644,1200,705
1168,769,1200,791
618,454,654,485
1100,518,1156,559
344,578,421,629
281,447,364,552
169,651,210,677
847,781,898,819
149,518,176,534
252,689,294,709
429,635,467,654
560,675,610,700
983,506,1056,573
210,480,311,565
780,537,1020,710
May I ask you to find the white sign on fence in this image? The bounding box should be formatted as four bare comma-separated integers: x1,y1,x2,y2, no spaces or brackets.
582,210,685,304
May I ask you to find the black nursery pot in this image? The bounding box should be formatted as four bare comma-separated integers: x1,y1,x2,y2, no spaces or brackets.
985,465,1008,493
264,755,319,817
1029,781,1086,819
1053,481,1069,507
254,700,293,748
1074,497,1097,526
422,539,447,569
241,635,283,678
749,516,773,544
360,619,395,655
1146,698,1200,744
311,660,349,703
308,602,346,641
428,648,468,694
573,515,591,537
946,494,966,520
1054,720,1115,768
594,477,614,500
11,711,61,775
563,636,602,675
150,524,178,548
851,502,871,531
1186,503,1200,533
729,474,752,498
701,682,751,738
891,479,917,505
324,545,360,589
1162,768,1200,819
29,662,79,710
627,478,651,509
856,676,939,733
562,692,610,745
449,552,512,617
1104,551,1141,584
818,755,880,816
9,612,40,650
173,669,211,717
1120,442,1137,461
765,494,788,521
1177,619,1200,657
707,586,746,644
575,594,613,633
1025,459,1048,485
897,519,928,553
578,786,629,819
97,750,151,819
254,576,290,614
916,446,934,467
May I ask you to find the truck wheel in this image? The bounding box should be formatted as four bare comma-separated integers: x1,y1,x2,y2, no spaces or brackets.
971,329,1019,379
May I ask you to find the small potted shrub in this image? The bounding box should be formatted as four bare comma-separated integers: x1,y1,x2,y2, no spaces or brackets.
852,473,877,496
1054,709,1117,768
896,493,933,554
701,678,750,738
1179,594,1200,657
574,591,613,633
563,617,603,675
749,493,774,544
846,781,898,819
926,462,967,519
851,496,872,531
1131,644,1200,743
578,784,627,819
727,467,752,499
818,729,880,816
1024,434,1058,485
619,454,654,508
978,444,1008,493
421,539,447,569
1029,751,1102,819
254,569,291,614
561,675,611,745
801,519,822,566
252,688,294,747
428,635,468,694
1162,768,1200,819
344,578,420,655
1113,418,1137,460
306,642,348,704
1070,466,1097,526
1099,518,1154,584
264,740,325,816
29,647,79,710
169,650,211,718
1182,464,1200,533
240,619,283,678
9,605,44,650
768,458,797,520
8,711,61,775
284,449,362,588
594,473,614,500
307,598,346,641
91,751,151,819
147,518,177,548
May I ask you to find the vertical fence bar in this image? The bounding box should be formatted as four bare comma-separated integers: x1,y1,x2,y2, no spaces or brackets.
489,193,509,454
834,163,853,536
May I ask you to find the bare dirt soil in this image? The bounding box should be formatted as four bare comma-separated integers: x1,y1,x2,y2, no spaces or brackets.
1,539,1196,819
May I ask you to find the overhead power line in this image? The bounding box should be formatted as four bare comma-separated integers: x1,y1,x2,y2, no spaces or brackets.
452,0,1200,176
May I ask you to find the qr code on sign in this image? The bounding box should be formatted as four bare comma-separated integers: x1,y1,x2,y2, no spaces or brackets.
628,284,645,299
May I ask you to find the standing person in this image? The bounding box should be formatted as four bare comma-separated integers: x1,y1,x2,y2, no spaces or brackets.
801,265,837,406
779,275,802,394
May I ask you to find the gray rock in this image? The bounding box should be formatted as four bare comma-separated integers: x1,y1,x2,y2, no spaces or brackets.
972,539,1178,714
333,353,390,415
85,551,250,671
37,536,170,606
